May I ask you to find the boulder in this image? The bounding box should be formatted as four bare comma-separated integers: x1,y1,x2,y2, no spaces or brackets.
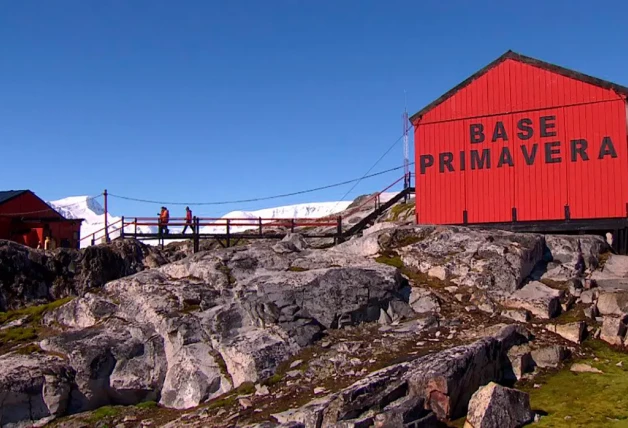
398,226,545,293
543,234,608,271
272,325,530,425
546,321,586,344
500,281,562,319
506,345,534,381
409,287,441,314
600,315,628,346
531,345,569,368
464,382,534,428
272,233,309,254
580,289,599,305
591,255,628,290
0,351,74,426
596,291,628,316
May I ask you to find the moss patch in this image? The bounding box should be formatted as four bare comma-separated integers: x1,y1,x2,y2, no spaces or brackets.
0,297,74,353
135,400,158,410
87,405,122,423
375,254,403,269
521,340,628,427
288,266,309,272
0,297,74,325
389,203,414,222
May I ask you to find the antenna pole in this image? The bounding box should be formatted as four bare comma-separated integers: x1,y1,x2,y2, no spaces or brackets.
104,189,110,243
403,90,410,201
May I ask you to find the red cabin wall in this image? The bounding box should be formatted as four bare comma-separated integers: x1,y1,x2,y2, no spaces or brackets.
414,58,628,225
0,192,81,248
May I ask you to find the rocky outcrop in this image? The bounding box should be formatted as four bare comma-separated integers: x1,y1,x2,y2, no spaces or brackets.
395,226,545,293
0,351,74,427
32,239,409,415
273,325,530,426
500,281,562,319
464,382,534,428
0,239,168,311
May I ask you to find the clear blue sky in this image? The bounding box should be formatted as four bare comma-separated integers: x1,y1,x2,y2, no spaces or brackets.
1,0,627,218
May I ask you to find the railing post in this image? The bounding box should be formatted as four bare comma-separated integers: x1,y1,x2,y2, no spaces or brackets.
91,235,95,246
193,216,200,253
120,216,125,239
258,217,262,236
226,219,231,248
134,218,138,235
103,189,110,243
336,216,343,244
291,219,295,233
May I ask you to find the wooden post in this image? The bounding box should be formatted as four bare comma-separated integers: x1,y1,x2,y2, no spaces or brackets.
120,216,125,239
336,216,343,244
226,219,231,248
258,217,262,236
193,217,200,253
291,219,295,233
103,189,110,243
134,218,138,235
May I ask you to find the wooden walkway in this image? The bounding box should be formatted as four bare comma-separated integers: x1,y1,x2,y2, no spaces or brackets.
81,175,415,252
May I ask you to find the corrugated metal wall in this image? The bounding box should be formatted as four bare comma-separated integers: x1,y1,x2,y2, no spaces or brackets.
414,58,628,225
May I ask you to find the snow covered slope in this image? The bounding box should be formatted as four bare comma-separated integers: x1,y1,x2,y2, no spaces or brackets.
48,196,354,247
48,196,155,248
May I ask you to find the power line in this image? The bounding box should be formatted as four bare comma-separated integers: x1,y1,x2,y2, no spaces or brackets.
331,131,407,210
108,163,412,206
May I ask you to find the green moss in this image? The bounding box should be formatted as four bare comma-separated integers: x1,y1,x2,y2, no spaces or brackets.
521,340,628,427
540,278,568,290
288,266,309,272
136,400,158,410
0,297,74,352
375,254,403,269
389,203,414,222
262,373,283,387
87,405,121,423
599,251,612,268
236,381,256,395
0,297,74,325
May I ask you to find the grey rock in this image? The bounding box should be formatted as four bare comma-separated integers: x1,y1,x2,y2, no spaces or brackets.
464,382,534,428
546,321,586,344
570,363,603,374
544,234,608,271
397,226,545,293
597,291,628,316
501,281,562,319
580,289,599,305
584,305,599,319
531,345,569,368
409,287,441,314
272,233,309,254
600,315,628,346
506,345,534,381
0,351,74,426
0,239,168,311
272,324,530,424
501,309,530,323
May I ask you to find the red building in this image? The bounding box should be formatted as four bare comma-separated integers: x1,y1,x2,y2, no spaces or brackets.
411,50,628,249
0,190,83,249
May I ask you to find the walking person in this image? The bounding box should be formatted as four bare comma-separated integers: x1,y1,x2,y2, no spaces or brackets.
161,206,170,234
182,206,195,234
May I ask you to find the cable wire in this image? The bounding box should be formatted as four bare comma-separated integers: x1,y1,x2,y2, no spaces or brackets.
330,130,408,211
108,164,412,206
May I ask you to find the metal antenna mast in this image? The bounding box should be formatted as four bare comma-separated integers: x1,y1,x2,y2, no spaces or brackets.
403,90,410,192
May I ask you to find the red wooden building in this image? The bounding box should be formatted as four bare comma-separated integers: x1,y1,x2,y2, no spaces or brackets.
0,190,83,249
411,50,628,250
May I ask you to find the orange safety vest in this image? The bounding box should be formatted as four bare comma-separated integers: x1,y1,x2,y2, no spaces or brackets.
186,210,192,222
162,209,170,223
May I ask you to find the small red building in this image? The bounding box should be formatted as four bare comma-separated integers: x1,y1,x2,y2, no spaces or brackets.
0,190,83,249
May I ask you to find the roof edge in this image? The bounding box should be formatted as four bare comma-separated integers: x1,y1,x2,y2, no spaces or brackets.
409,50,628,124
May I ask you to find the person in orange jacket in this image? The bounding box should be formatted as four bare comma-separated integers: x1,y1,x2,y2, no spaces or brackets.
162,206,170,234
182,206,194,234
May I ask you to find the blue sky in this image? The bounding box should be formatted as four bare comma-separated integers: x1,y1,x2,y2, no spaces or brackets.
1,0,627,218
